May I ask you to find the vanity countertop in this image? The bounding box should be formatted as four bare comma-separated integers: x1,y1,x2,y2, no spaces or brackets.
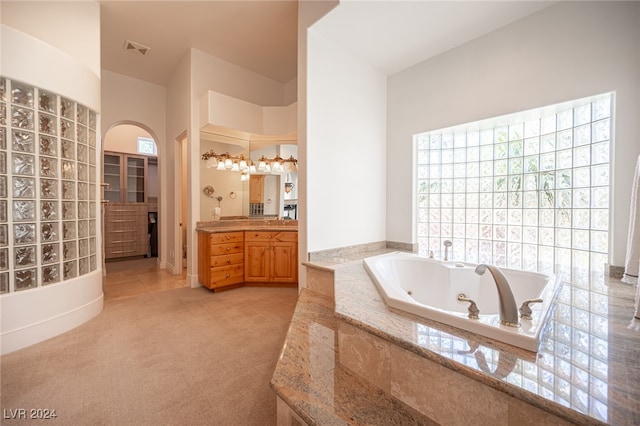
195,219,297,233
272,256,640,425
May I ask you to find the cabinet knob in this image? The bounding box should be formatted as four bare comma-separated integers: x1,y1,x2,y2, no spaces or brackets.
225,236,230,240
268,234,272,238
226,258,231,263
225,274,230,279
226,247,231,251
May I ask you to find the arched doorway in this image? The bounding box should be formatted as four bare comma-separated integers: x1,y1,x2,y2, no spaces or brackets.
102,123,158,265
101,123,184,299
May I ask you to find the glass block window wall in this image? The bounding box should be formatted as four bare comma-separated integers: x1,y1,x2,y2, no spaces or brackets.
415,94,611,280
0,77,98,294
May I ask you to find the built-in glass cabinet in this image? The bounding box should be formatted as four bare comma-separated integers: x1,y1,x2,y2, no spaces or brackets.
103,152,147,203
103,153,121,202
126,156,145,202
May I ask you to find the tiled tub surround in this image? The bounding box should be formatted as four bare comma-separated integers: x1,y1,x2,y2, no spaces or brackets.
272,258,640,425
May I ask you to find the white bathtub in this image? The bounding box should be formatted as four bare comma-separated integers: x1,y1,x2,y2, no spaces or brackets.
363,252,561,352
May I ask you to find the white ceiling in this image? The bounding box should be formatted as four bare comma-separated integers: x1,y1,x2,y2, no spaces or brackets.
312,1,555,76
100,1,554,87
100,0,299,85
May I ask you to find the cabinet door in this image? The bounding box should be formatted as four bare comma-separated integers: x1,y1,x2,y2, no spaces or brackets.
103,154,122,202
244,241,270,282
249,175,265,203
271,242,297,283
126,156,146,202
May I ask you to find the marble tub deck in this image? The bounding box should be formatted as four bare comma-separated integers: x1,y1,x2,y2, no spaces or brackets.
271,253,640,425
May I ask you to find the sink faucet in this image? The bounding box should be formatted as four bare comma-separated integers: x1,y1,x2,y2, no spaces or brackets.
474,264,520,327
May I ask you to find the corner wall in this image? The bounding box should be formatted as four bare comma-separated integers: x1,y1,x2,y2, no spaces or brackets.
101,71,167,267
387,1,640,267
0,3,103,354
305,20,387,254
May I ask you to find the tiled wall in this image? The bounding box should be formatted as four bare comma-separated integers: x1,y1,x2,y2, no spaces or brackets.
0,77,98,294
416,95,611,282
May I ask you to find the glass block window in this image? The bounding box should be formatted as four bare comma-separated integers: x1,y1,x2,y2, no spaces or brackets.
137,137,156,156
0,77,98,294
415,94,611,281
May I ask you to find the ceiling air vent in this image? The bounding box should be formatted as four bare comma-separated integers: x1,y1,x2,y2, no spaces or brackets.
123,40,150,56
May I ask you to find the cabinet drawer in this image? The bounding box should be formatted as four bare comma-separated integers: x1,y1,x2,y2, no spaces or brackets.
105,246,139,258
210,253,244,267
208,264,244,288
245,231,297,243
209,232,244,244
105,204,147,214
105,220,139,232
209,242,243,256
105,230,140,245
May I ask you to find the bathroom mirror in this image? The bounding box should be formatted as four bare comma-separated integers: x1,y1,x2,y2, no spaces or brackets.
200,129,298,221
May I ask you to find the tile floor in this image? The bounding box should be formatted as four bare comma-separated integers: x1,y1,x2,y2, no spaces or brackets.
103,257,188,302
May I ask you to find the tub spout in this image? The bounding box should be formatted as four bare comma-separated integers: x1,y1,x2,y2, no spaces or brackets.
475,264,520,327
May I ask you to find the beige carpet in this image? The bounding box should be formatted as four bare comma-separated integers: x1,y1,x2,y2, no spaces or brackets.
103,258,188,302
1,284,298,425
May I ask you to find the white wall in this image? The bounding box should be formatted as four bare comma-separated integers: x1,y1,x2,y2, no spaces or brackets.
283,78,298,106
103,123,153,154
387,1,640,267
191,48,291,108
101,71,167,267
165,52,191,276
1,1,101,77
296,0,339,285
0,3,103,354
101,71,166,139
306,25,387,253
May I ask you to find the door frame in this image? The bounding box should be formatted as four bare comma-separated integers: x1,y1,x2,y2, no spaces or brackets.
173,131,187,275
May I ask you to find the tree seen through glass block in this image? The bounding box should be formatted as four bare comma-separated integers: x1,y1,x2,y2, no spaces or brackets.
415,94,611,279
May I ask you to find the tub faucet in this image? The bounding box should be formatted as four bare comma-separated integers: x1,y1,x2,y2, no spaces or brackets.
474,264,520,327
443,240,452,261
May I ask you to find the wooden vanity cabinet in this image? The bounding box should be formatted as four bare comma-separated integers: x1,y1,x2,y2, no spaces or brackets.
197,231,244,291
244,231,297,284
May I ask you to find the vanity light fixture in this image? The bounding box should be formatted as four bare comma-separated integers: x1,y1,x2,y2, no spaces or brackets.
202,150,297,176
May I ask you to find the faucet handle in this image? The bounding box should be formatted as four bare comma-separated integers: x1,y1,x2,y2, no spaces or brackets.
519,298,543,320
457,293,480,319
